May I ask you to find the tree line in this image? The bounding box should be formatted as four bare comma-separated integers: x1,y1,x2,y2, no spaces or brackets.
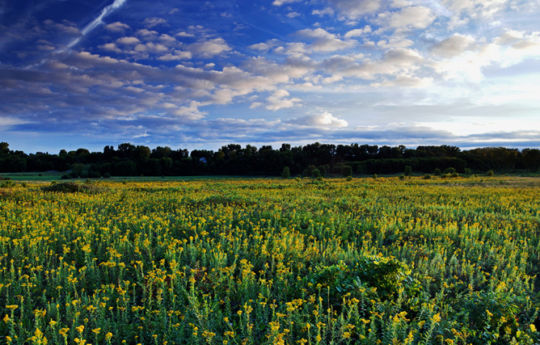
0,142,538,178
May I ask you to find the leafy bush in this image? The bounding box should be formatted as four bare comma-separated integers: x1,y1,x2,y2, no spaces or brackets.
459,291,531,345
0,180,16,188
404,165,412,176
281,166,291,179
41,182,105,194
305,256,420,303
341,165,352,177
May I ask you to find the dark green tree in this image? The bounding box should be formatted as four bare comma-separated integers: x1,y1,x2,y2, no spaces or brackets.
281,166,291,179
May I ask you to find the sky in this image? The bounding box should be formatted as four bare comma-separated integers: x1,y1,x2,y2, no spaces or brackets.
1,0,539,153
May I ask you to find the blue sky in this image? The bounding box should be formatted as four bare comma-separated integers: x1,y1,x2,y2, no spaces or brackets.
1,0,539,152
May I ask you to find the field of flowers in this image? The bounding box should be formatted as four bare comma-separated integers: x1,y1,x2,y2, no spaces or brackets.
0,177,538,345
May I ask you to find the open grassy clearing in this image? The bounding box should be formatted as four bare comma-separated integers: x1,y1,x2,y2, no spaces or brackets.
0,176,538,344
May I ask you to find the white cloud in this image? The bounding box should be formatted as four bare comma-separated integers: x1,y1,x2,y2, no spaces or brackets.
0,116,29,128
143,17,167,28
371,75,434,88
173,101,206,120
158,34,177,45
100,42,122,53
266,90,301,111
326,0,382,20
43,19,80,35
249,41,277,51
434,30,540,82
296,28,356,52
344,26,372,38
289,112,348,128
176,31,195,38
116,36,140,45
312,8,335,17
376,33,414,49
391,0,412,7
105,21,130,32
158,50,192,61
134,42,168,54
136,29,159,40
496,29,540,50
380,6,436,30
273,0,300,6
287,12,301,18
188,38,232,58
431,34,475,57
317,47,425,85
442,0,507,20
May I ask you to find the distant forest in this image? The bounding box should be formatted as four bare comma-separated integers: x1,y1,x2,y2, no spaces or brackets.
0,142,538,178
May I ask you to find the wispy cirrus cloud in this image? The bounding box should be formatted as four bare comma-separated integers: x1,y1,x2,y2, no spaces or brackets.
66,0,128,50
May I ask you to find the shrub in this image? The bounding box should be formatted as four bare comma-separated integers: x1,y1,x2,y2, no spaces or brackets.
0,180,16,188
404,165,412,176
444,167,456,175
305,256,420,305
341,165,352,178
281,166,291,179
487,169,495,176
41,182,105,194
302,165,316,178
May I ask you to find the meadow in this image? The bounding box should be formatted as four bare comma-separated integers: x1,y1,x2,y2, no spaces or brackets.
0,176,538,344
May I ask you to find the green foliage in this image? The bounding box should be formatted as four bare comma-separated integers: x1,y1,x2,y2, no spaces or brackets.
281,166,291,179
2,141,539,177
0,180,16,188
306,256,419,304
341,165,353,177
444,167,456,174
460,291,529,345
0,178,538,345
404,165,412,176
443,167,459,178
41,181,105,194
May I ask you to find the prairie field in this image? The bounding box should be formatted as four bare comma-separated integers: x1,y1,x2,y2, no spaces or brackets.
0,177,538,345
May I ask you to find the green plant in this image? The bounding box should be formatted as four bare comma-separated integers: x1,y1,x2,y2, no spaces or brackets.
342,165,353,178
281,166,291,179
404,165,412,176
